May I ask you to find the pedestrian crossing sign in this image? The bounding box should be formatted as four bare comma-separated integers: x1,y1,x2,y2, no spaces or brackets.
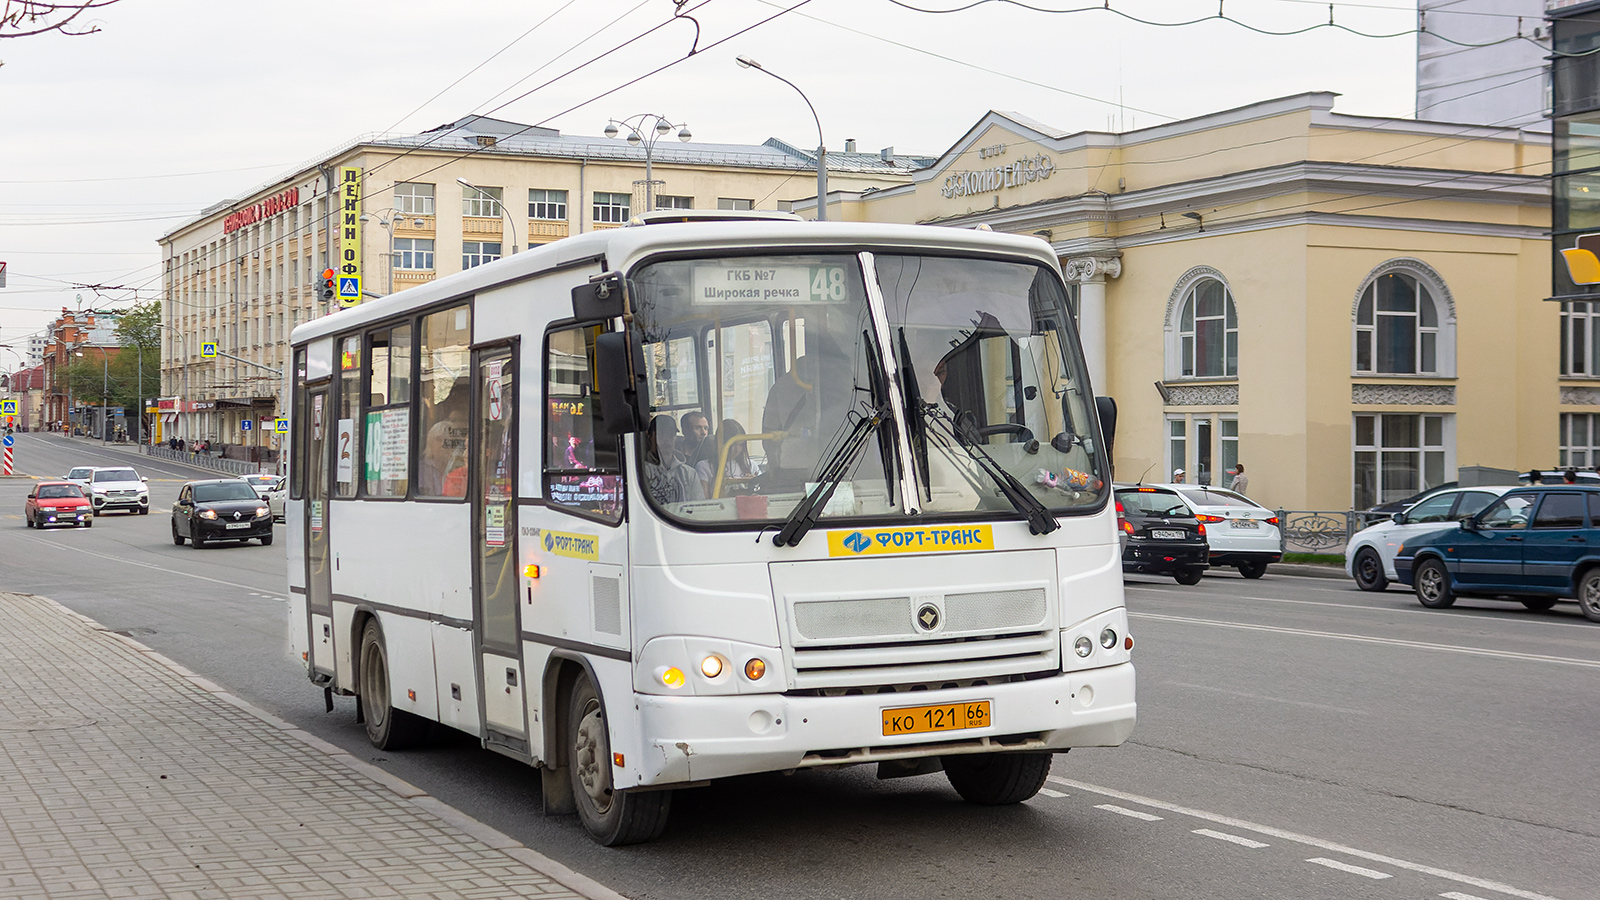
201,342,218,358
0,400,14,416
275,417,289,433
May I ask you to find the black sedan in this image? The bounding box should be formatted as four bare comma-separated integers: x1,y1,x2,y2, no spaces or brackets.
171,479,275,548
1116,484,1209,585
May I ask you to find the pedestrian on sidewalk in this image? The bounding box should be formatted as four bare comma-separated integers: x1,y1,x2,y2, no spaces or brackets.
1229,462,1249,495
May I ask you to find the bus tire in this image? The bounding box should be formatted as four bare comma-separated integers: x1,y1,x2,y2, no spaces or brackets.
942,751,1053,805
567,673,670,845
359,619,428,751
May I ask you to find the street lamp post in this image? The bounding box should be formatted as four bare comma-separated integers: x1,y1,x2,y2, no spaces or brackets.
456,178,518,257
736,57,827,221
359,209,401,295
602,114,692,214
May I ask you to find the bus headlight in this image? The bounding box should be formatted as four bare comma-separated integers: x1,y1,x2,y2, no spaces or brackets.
1074,636,1093,657
657,667,686,689
1063,608,1132,672
1100,627,1118,650
636,637,781,695
700,655,724,678
744,658,766,681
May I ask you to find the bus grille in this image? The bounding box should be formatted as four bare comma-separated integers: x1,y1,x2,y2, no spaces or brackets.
788,588,1056,690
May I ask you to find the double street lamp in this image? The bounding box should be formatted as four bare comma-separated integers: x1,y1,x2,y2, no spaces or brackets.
603,114,692,213
736,56,828,221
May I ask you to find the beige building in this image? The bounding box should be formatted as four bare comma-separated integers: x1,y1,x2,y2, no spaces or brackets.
830,93,1554,511
158,116,926,450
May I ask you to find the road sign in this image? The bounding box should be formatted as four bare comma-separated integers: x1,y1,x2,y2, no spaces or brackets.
2,434,13,447
0,399,14,416
275,417,289,433
201,342,218,358
241,419,253,431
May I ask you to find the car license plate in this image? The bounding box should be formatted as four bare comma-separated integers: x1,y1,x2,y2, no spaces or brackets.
1232,519,1259,529
225,522,251,530
882,700,991,736
1151,529,1186,540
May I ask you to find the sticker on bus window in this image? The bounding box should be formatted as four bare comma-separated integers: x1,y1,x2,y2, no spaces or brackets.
311,500,323,533
485,505,506,547
827,524,994,557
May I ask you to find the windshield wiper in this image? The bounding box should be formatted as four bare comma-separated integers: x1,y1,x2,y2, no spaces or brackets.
921,402,1059,535
772,404,889,548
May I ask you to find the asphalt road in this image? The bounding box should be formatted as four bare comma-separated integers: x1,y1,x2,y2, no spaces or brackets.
2,430,1596,900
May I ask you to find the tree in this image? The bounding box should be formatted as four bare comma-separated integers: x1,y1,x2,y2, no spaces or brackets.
1,1,123,39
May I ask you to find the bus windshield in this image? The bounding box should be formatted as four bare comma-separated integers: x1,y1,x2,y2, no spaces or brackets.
629,251,1106,526
630,254,899,525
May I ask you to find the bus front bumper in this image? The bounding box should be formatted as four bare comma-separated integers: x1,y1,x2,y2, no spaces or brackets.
628,662,1135,787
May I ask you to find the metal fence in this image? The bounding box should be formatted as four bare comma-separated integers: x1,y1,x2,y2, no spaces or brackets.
1272,509,1390,556
143,445,271,477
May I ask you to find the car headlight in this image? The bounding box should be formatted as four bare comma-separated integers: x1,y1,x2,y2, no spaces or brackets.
38,506,55,512
198,509,218,520
92,486,108,494
254,507,270,518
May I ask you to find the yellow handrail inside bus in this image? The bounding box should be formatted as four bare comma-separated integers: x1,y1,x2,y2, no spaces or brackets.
711,431,782,498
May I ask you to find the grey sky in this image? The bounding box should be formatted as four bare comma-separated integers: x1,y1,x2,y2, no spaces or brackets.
0,0,1438,348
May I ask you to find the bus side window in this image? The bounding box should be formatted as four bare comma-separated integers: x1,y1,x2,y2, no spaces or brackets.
544,325,623,519
417,305,471,500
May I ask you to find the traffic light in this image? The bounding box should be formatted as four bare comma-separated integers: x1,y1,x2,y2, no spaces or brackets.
321,268,336,301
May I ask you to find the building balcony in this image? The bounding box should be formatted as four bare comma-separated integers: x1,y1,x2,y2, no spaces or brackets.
462,216,503,236
394,270,436,286
394,215,435,237
528,220,570,243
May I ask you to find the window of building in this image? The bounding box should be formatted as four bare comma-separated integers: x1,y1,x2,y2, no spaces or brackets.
1561,302,1600,376
461,184,503,218
395,182,435,216
718,198,753,210
1176,278,1237,378
1167,413,1237,486
1561,412,1600,466
463,241,502,270
656,194,693,210
528,188,567,221
394,238,434,270
594,192,630,224
1354,413,1451,509
1354,268,1453,376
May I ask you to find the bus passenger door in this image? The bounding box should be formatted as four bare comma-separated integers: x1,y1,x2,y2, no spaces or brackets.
304,385,335,679
473,345,527,753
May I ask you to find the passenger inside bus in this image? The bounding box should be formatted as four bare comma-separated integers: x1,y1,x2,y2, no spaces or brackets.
420,378,470,497
760,331,858,489
696,418,761,496
644,415,705,505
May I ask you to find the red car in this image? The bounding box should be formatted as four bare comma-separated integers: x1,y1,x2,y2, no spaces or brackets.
25,481,92,529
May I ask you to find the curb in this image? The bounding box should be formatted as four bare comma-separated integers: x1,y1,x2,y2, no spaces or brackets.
1270,563,1347,580
39,593,629,900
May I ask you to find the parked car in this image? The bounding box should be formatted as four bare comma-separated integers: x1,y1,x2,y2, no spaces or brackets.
1344,485,1511,591
85,466,149,515
1115,485,1209,584
1163,484,1282,578
1394,485,1600,622
24,481,91,528
171,479,274,548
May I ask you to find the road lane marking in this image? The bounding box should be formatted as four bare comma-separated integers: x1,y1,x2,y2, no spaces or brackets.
1095,804,1163,821
1038,787,1067,798
1048,777,1566,900
1193,828,1268,848
1307,857,1391,879
1166,681,1367,716
1124,587,1590,632
14,534,270,592
1131,612,1600,670
1442,893,1496,900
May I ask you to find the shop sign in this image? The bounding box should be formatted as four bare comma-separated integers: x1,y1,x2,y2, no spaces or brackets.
338,167,363,308
224,187,300,234
941,153,1056,198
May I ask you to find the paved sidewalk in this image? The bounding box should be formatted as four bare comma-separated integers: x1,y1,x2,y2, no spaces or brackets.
0,592,621,900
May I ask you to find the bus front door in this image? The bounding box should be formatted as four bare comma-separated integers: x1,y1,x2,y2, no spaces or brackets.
473,346,528,753
305,385,334,679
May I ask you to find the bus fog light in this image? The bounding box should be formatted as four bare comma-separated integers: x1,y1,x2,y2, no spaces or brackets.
1100,628,1117,650
1074,636,1093,657
744,658,767,680
700,655,724,678
657,666,686,689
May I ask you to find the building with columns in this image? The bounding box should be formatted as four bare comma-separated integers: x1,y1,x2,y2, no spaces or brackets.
157,115,929,452
824,93,1554,512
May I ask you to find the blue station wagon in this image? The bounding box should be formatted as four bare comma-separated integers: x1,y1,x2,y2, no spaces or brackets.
1394,485,1600,622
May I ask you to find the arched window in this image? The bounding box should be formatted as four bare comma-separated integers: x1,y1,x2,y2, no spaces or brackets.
1177,278,1237,378
1353,263,1454,376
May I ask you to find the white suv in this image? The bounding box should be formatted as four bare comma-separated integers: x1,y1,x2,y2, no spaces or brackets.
85,466,150,516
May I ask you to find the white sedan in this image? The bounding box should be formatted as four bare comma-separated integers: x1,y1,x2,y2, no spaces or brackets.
1164,484,1283,579
1344,485,1511,591
264,476,286,522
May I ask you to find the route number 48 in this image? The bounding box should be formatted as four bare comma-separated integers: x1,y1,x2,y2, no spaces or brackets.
810,266,847,302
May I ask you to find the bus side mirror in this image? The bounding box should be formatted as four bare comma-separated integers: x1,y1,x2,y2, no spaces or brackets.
1094,395,1117,456
594,331,645,436
571,272,625,322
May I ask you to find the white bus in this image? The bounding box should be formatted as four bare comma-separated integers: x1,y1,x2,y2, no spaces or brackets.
287,211,1135,845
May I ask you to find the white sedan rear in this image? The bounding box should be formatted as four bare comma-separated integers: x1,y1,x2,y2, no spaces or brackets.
1165,485,1282,578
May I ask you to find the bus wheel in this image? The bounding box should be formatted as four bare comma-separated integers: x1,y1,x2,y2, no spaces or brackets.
942,751,1053,805
358,620,428,750
567,673,670,845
